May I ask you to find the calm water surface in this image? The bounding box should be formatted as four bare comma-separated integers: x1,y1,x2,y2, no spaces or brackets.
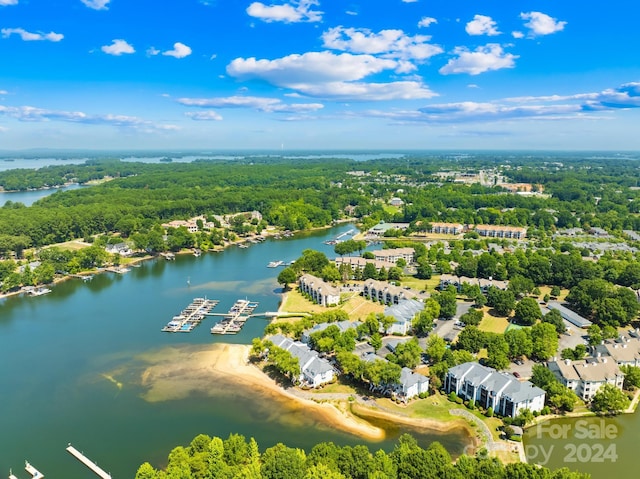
0,225,470,478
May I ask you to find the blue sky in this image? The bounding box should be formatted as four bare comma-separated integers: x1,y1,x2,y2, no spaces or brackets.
0,0,639,151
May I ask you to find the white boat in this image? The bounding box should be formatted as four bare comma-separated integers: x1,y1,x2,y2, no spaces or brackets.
267,260,284,268
29,287,52,297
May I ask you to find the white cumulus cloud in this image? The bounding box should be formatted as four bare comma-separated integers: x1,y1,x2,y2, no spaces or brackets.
418,17,437,28
520,11,567,36
247,0,322,23
81,0,110,10
162,42,192,59
321,26,443,69
465,14,500,36
101,39,135,56
227,51,437,101
0,0,19,6
512,31,524,39
439,44,518,75
1,28,63,42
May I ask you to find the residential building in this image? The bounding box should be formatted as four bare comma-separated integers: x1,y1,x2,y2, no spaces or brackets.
268,334,335,388
394,367,429,400
445,362,545,417
439,274,508,292
548,357,625,401
372,247,415,264
363,279,411,304
430,222,464,235
105,242,133,257
473,224,527,239
366,222,410,237
384,299,425,335
389,197,404,207
299,274,340,307
162,220,199,233
594,336,640,366
335,257,393,274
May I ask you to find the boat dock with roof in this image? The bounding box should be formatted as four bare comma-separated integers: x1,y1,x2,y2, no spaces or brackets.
210,299,259,334
162,297,219,332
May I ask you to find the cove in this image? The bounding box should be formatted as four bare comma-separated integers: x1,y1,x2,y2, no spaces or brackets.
0,224,471,478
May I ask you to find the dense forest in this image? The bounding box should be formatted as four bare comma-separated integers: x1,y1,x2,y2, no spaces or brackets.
135,432,590,479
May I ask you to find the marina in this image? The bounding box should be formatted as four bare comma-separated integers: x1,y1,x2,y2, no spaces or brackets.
162,297,219,332
210,299,259,335
8,461,44,479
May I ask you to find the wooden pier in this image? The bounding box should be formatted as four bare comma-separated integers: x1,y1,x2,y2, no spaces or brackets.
66,445,111,479
211,299,259,335
24,462,43,479
162,297,219,332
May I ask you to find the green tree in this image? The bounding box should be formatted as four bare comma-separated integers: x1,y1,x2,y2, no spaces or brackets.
590,383,630,414
425,335,446,364
435,290,457,319
543,309,567,334
456,326,486,354
487,287,515,317
530,322,558,360
277,267,297,289
513,297,542,326
504,328,533,359
621,365,640,390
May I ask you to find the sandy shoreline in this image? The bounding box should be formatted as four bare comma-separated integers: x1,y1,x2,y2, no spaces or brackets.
135,342,475,445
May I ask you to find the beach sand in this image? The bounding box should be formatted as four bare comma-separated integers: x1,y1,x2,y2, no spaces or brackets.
134,343,476,444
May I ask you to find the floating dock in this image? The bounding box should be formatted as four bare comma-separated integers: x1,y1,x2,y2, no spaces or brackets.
266,260,284,268
24,462,43,479
211,299,259,335
66,445,111,479
162,297,219,332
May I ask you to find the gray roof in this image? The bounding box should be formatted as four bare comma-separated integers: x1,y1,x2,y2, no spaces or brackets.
399,367,429,389
547,301,592,328
448,362,494,385
385,299,425,324
305,320,361,337
267,334,334,377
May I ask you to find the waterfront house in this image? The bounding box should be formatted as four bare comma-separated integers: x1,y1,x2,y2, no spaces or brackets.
394,367,429,401
548,357,625,401
366,222,410,237
298,274,340,307
444,362,545,417
105,242,133,257
267,334,335,388
162,220,199,233
335,257,393,275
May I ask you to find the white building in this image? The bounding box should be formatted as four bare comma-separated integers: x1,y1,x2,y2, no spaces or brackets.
548,357,625,401
394,367,429,400
268,334,335,388
445,362,545,417
298,274,340,307
372,247,415,264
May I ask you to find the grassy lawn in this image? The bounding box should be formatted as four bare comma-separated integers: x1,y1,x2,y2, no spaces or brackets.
280,288,384,319
401,275,441,294
42,239,91,252
309,382,357,394
478,309,510,334
538,285,570,301
375,392,463,422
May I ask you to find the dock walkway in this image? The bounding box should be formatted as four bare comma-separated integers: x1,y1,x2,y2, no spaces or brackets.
211,299,259,335
162,297,219,332
66,445,111,479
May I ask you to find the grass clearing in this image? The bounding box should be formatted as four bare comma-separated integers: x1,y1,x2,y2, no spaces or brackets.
478,309,510,334
280,288,384,319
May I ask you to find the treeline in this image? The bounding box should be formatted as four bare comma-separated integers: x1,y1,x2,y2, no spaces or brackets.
135,432,590,479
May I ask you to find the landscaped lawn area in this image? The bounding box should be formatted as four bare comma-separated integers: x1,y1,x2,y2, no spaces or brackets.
478,308,510,334
280,288,384,319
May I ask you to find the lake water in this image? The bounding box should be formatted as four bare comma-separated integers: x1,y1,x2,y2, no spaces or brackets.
0,224,470,478
524,410,640,478
0,184,85,206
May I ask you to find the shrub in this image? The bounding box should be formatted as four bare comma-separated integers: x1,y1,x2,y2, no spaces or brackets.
485,407,494,417
448,392,457,402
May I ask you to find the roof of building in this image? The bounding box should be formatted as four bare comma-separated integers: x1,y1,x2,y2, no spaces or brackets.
384,299,425,324
267,334,334,378
594,337,640,363
372,247,415,258
549,357,623,383
547,301,592,328
299,273,340,297
399,367,429,389
304,320,361,338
